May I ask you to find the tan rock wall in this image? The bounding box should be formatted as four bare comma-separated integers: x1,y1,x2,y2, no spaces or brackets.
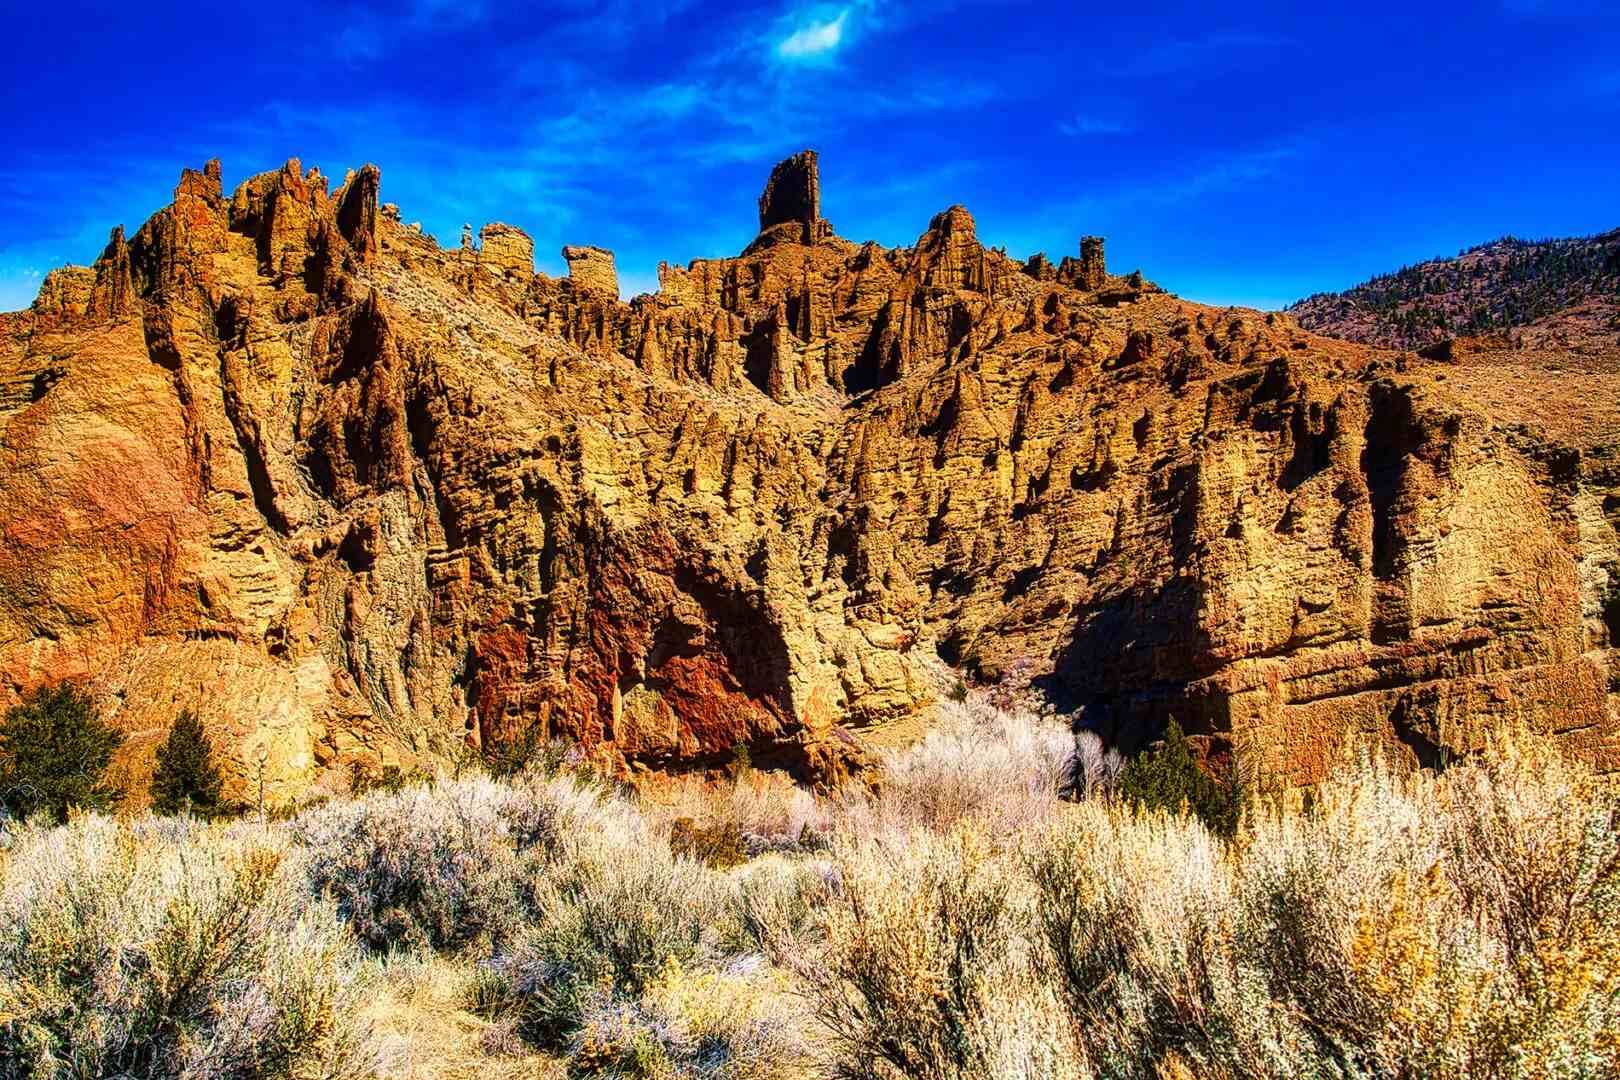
480,222,533,278
562,244,617,297
2,150,1617,804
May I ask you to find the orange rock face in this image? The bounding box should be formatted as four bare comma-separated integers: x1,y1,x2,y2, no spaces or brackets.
2,152,1618,802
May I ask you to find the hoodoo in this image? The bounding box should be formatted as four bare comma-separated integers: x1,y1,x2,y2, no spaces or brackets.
1080,235,1106,289
561,244,619,297
754,149,827,246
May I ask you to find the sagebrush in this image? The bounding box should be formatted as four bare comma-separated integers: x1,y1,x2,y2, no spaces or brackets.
0,816,372,1079
2,692,1615,1079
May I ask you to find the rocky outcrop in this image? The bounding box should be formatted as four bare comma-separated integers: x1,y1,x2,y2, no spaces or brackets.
754,149,828,247
1079,235,1106,290
480,223,533,279
561,244,617,297
3,150,1619,805
32,266,95,318
336,165,381,263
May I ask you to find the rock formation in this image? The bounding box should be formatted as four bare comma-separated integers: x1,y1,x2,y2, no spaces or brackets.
561,244,618,297
3,150,1619,805
1079,235,1106,290
479,223,534,279
754,149,827,247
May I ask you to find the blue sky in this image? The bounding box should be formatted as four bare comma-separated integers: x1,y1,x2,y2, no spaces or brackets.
1,0,1617,311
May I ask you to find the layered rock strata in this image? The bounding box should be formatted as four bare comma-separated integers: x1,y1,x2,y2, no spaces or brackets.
561,244,618,297
4,150,1619,803
479,223,534,279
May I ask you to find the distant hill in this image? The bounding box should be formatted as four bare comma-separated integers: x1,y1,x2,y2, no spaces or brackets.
1289,229,1620,349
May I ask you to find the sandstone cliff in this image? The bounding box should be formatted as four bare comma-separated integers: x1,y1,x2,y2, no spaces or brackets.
4,153,1619,803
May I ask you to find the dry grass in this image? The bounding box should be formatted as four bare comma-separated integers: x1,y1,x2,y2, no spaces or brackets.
640,769,828,855
363,954,562,1080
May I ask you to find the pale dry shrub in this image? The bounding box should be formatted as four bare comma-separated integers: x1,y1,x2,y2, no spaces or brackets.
1234,754,1464,1075
1026,803,1301,1079
1438,735,1620,990
841,697,1078,836
1232,740,1620,1077
821,732,1620,1080
792,823,1082,1080
728,771,827,848
291,772,642,957
640,692,1084,855
483,824,740,1049
0,814,372,1079
568,956,815,1079
479,791,825,1076
1073,728,1124,796
523,767,652,865
1392,736,1618,1076
643,771,828,855
290,775,559,955
729,854,836,960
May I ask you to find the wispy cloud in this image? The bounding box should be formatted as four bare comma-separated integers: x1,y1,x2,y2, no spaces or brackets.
991,138,1311,265
765,0,913,67
777,8,850,60
409,0,487,18
1154,142,1305,203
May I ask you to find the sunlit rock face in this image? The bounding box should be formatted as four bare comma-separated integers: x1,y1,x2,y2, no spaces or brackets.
4,151,1618,805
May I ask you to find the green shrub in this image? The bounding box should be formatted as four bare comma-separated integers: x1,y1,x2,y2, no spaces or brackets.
150,709,225,817
347,761,413,796
483,726,548,779
0,684,123,824
1115,719,1242,838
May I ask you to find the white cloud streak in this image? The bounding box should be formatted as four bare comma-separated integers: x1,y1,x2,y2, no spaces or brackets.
777,9,850,59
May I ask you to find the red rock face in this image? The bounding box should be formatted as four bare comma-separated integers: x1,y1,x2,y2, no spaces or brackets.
2,151,1618,804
